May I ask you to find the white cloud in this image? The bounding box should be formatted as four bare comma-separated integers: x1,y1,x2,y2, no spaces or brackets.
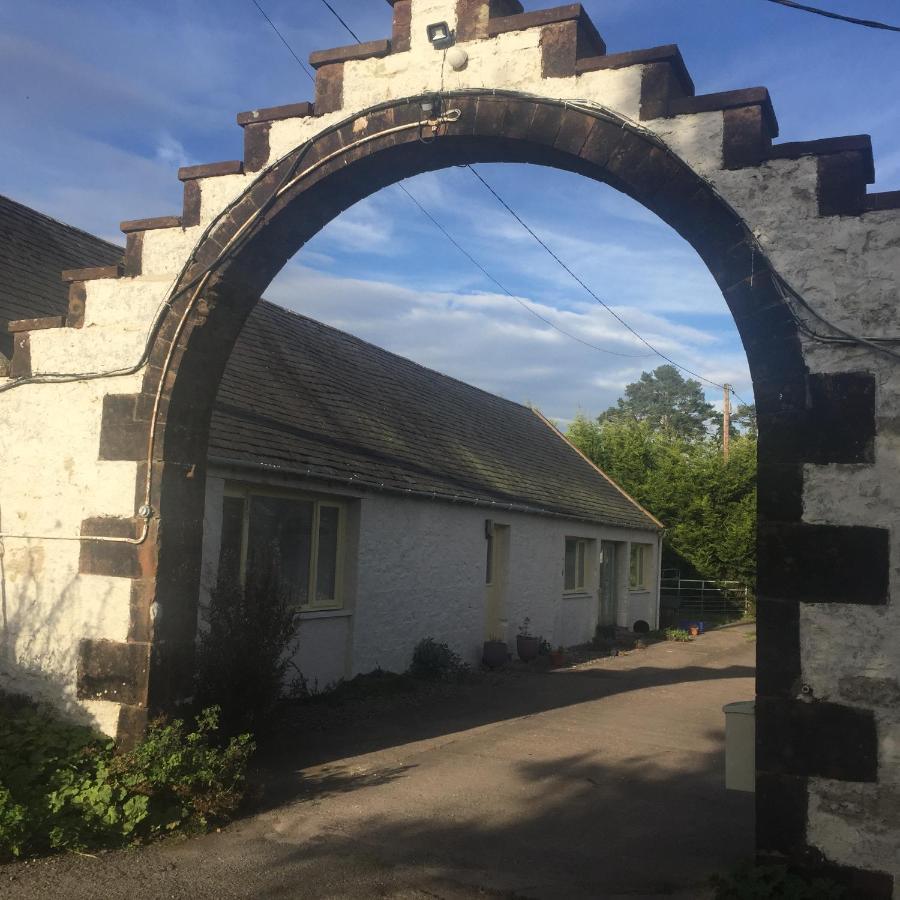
266,262,752,423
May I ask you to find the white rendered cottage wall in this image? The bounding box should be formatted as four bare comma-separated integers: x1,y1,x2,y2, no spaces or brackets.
199,474,660,686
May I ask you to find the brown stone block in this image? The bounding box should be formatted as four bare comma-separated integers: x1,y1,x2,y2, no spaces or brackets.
243,122,271,174
314,63,344,115
755,595,801,696
124,232,144,277
757,522,889,605
391,0,412,51
77,639,151,706
181,180,202,227
756,772,808,859
67,282,87,329
116,704,150,750
79,537,143,579
9,333,31,379
541,20,578,79
756,697,878,782
723,105,774,169
818,151,871,217
99,393,148,461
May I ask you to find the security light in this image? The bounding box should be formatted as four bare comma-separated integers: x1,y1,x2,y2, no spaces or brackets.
426,21,454,49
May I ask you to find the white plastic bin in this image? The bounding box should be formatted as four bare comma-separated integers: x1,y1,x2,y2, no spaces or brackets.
723,700,755,792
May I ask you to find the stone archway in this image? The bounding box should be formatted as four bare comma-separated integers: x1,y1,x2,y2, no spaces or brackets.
1,0,897,891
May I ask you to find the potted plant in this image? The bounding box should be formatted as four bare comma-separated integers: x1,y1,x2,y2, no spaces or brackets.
482,635,508,669
689,623,700,637
516,617,541,662
549,645,566,668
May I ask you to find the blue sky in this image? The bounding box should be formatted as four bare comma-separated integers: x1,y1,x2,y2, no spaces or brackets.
2,0,898,422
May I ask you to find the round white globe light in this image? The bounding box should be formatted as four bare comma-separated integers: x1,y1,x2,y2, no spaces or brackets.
446,46,468,71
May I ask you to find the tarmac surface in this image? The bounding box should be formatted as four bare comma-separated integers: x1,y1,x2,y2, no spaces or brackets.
3,623,756,899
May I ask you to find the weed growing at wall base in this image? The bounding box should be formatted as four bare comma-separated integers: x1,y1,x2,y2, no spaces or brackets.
0,694,253,861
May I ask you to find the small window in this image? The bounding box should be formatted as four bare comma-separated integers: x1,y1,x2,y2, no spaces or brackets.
218,488,345,610
629,543,651,590
564,538,589,592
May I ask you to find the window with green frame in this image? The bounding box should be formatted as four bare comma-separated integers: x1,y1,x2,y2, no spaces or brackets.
564,537,590,592
218,488,344,610
629,543,652,590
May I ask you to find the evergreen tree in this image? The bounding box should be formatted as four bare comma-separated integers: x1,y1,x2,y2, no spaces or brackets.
598,364,716,440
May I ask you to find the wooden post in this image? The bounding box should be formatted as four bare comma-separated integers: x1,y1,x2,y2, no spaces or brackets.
723,384,732,461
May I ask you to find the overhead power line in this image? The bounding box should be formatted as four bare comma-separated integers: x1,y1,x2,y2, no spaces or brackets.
760,0,900,32
466,165,737,395
249,0,317,82
319,0,362,43
260,0,750,390
396,182,651,358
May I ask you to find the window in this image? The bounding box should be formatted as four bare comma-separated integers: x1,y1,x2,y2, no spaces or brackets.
218,487,345,610
629,543,652,590
564,538,589,592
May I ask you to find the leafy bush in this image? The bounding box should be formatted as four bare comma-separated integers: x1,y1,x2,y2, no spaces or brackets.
0,696,253,861
712,862,845,899
196,571,300,736
408,638,469,681
664,627,693,642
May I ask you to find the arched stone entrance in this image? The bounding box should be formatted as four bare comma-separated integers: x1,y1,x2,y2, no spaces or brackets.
1,0,897,891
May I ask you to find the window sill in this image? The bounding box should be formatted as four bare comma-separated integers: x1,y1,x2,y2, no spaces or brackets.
297,608,352,621
628,589,651,595
562,590,592,599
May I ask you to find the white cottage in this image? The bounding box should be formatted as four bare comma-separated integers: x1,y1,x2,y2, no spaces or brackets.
1,195,663,696
201,300,664,687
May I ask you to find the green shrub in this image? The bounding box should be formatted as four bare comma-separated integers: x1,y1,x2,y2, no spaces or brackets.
408,638,468,681
195,571,300,736
0,696,253,861
664,627,693,642
712,862,845,899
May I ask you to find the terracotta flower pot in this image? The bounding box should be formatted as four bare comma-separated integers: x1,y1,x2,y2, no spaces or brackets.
483,640,508,669
516,634,541,662
689,625,700,637
549,650,566,668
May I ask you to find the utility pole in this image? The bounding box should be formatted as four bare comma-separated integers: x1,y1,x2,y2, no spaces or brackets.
723,384,732,461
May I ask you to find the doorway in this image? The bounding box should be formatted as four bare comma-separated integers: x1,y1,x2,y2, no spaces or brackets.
484,522,510,640
599,541,619,628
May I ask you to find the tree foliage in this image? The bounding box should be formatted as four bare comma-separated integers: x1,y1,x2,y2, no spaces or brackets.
598,364,717,440
569,371,757,588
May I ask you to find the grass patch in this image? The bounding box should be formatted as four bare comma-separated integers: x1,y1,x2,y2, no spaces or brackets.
664,627,693,642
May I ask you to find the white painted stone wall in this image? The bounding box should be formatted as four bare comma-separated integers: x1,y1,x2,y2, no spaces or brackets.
199,472,660,683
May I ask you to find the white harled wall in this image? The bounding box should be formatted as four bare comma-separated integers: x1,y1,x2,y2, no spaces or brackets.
199,473,661,685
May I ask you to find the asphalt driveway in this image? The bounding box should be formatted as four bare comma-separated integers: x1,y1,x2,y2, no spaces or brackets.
4,624,756,899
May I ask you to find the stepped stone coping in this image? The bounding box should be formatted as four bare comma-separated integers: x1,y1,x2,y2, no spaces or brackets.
309,39,392,69
120,215,182,234
236,102,315,126
178,161,243,181
5,315,66,333
769,134,875,181
61,264,124,283
576,44,694,96
488,3,606,56
671,87,778,137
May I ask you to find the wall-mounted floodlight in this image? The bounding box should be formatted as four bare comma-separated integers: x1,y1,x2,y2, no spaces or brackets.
426,21,454,49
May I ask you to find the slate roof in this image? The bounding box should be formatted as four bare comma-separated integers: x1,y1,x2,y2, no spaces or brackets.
0,194,123,323
0,193,658,531
211,301,660,531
